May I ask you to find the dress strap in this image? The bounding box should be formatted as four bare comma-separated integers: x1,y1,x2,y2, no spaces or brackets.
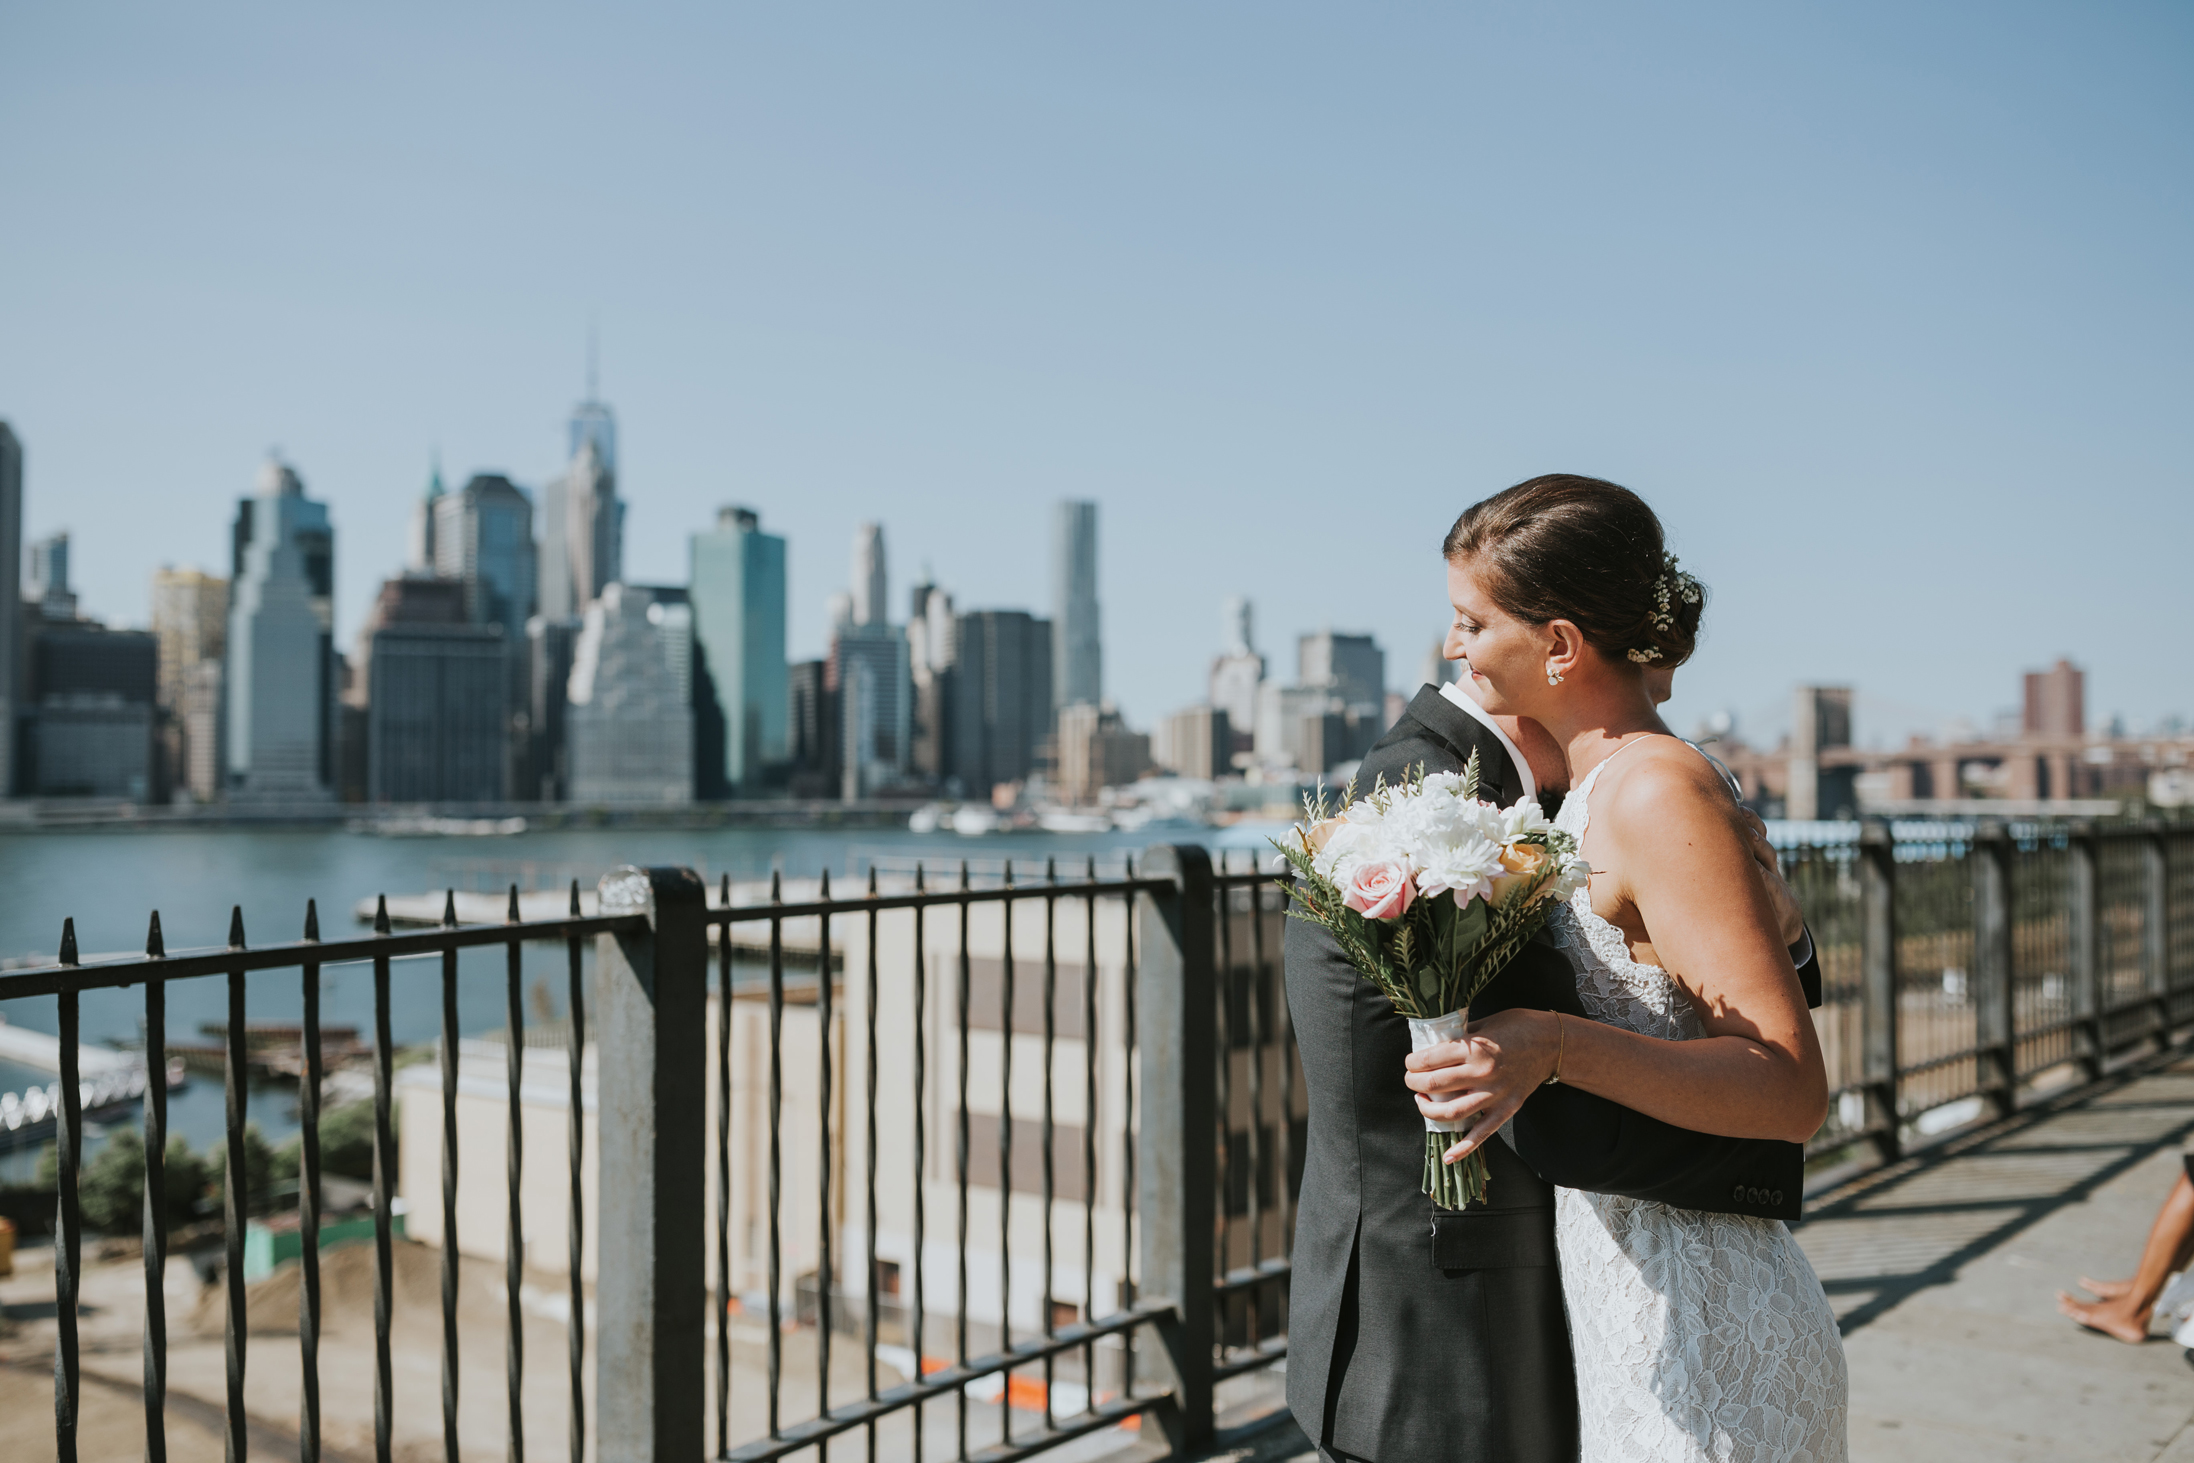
1573,731,1679,800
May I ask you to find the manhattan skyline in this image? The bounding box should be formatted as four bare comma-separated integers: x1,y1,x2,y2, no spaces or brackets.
3,4,2188,747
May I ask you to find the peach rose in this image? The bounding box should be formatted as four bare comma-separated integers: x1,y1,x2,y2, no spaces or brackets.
1341,859,1415,921
1306,817,1346,853
1489,841,1551,907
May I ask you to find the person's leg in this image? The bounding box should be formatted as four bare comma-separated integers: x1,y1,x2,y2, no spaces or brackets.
2059,1169,2194,1343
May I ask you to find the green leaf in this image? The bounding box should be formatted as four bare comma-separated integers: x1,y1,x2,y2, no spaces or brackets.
1454,898,1488,954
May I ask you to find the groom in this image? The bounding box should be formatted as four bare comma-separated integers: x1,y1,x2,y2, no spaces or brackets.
1285,677,1821,1463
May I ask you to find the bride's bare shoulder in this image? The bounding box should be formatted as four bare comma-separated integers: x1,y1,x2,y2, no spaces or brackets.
1596,740,1743,843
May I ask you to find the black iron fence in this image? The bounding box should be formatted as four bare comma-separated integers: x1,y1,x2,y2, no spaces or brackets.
1785,817,2194,1162
6,820,2183,1462
0,847,1296,1463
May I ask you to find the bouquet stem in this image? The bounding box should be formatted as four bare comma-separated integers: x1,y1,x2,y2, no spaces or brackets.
1406,1008,1490,1210
1425,1135,1489,1210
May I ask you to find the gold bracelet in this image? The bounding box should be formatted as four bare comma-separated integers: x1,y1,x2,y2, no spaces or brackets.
1544,1012,1566,1086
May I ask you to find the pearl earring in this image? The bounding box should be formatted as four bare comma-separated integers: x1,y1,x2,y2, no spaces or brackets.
1546,664,1563,686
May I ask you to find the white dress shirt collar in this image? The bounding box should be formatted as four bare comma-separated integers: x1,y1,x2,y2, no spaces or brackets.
1436,679,1537,800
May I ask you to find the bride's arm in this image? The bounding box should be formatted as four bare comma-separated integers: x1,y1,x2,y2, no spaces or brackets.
1407,750,1829,1155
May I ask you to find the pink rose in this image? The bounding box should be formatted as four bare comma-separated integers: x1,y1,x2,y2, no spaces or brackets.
1341,859,1415,920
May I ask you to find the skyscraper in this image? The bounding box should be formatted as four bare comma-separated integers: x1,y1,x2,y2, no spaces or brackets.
0,423,21,794
361,577,507,803
569,400,616,472
431,475,535,635
28,620,158,799
566,583,693,804
1299,631,1385,715
689,507,789,794
1052,501,1101,711
28,530,76,621
947,609,1053,798
851,522,887,627
226,457,336,801
830,525,910,798
406,459,443,573
907,579,955,781
540,399,622,621
151,567,228,802
524,615,581,802
786,659,836,799
1209,595,1265,736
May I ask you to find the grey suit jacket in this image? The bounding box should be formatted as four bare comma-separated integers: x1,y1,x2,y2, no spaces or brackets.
1284,686,1810,1463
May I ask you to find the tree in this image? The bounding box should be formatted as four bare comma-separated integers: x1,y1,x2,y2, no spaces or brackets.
36,1132,209,1234
207,1125,277,1219
271,1099,383,1194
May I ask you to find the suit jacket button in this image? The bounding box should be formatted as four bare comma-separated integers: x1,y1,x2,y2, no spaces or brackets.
1747,1187,1761,1203
1771,1190,1784,1206
1732,1184,1745,1202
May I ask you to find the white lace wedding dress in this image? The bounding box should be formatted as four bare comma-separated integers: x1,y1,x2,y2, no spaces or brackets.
1548,744,1848,1462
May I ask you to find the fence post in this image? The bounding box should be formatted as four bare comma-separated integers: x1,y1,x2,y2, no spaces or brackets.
595,866,709,1463
1137,844,1217,1455
2146,819,2173,1046
2068,822,2103,1079
1858,820,1901,1162
1972,822,2017,1116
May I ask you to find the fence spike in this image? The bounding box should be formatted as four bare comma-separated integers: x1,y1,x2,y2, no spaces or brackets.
228,905,247,950
508,884,522,924
1047,856,1057,884
771,869,782,903
145,911,166,959
1086,854,1097,881
720,872,730,909
569,878,580,918
373,894,392,936
868,865,878,897
59,917,79,967
820,867,832,900
960,859,970,891
1005,858,1015,888
304,898,320,942
442,889,458,929
915,862,926,893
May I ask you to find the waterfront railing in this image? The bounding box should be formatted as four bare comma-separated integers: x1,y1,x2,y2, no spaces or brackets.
2,820,2187,1461
0,847,1297,1463
1789,817,2194,1164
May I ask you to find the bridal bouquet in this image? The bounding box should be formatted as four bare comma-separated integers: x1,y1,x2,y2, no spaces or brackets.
1273,753,1589,1210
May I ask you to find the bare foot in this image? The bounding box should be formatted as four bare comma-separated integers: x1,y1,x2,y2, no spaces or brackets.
2077,1276,2135,1300
2058,1290,2152,1343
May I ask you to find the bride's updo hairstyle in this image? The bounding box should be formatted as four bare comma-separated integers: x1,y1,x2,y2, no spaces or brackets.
1442,474,1705,669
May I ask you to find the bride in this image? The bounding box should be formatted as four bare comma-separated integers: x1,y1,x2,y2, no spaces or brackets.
1405,475,1849,1462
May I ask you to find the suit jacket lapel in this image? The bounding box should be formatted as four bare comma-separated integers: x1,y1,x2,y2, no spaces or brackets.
1395,685,1522,805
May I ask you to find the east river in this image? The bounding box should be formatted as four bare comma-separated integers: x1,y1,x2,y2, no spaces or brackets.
0,818,1277,1171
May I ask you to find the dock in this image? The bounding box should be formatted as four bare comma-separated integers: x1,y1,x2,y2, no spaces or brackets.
0,1016,137,1077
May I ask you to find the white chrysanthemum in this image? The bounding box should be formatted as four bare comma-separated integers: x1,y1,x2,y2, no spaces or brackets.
1499,796,1552,843
1414,834,1505,906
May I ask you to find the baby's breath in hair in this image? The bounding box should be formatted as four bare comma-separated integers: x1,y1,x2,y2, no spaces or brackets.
1627,552,1702,664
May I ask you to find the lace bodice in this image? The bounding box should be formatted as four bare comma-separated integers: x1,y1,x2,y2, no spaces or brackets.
1547,741,1848,1462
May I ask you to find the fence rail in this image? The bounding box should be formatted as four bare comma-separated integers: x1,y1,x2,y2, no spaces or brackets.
2,820,2183,1462
1792,817,2193,1164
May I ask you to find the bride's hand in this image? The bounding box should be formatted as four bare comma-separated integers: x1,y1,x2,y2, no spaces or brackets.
1402,1008,1564,1164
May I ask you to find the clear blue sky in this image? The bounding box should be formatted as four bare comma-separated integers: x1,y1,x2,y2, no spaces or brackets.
4,3,2188,748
